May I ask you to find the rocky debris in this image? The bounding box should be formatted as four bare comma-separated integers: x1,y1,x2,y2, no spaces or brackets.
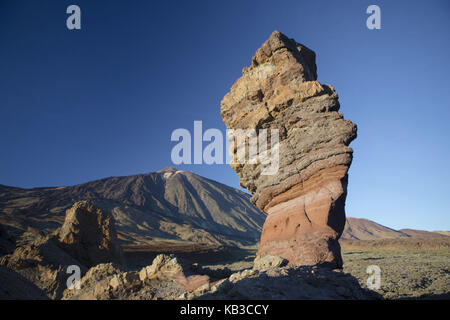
0,201,125,299
253,254,288,271
58,201,125,268
139,254,211,292
0,231,87,299
139,254,184,280
229,269,259,283
221,31,357,268
110,271,140,289
62,263,148,300
60,252,380,300
63,254,212,300
62,262,124,300
196,266,380,300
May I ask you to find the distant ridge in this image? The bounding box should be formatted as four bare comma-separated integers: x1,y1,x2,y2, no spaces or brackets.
399,228,448,239
434,231,450,237
341,217,447,240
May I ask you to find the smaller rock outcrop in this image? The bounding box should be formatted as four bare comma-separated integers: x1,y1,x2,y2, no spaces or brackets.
58,201,125,267
62,254,212,300
0,201,125,299
139,254,211,292
253,254,288,271
62,263,127,300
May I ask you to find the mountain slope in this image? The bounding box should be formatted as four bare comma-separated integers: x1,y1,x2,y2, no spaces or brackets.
0,167,266,246
341,217,410,240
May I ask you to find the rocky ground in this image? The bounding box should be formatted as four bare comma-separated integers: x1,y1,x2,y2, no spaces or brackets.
2,235,449,299
1,201,448,300
58,253,379,300
199,245,450,300
342,248,450,299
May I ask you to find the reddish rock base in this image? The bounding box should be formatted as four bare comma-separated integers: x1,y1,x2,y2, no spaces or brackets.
257,166,349,268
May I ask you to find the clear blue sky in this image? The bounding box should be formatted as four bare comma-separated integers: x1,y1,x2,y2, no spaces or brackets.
1,0,449,231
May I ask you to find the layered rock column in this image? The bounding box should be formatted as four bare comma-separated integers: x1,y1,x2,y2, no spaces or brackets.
221,31,357,268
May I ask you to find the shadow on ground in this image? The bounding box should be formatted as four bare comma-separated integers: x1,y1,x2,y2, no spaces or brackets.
197,266,384,300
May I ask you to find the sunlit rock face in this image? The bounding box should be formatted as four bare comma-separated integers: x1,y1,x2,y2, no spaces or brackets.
221,31,357,268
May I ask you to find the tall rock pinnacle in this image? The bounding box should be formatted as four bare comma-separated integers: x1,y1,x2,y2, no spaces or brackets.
221,31,357,268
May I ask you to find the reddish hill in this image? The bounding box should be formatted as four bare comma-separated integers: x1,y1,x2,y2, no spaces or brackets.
341,217,409,240
341,217,448,241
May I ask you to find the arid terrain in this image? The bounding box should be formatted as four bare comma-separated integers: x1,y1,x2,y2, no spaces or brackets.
196,239,450,300
117,237,450,300
1,168,449,300
340,238,450,299
342,246,450,299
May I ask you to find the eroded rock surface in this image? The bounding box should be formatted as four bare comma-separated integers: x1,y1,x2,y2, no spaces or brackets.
62,254,212,300
58,201,125,267
253,254,288,271
139,254,211,292
0,201,125,299
221,31,357,268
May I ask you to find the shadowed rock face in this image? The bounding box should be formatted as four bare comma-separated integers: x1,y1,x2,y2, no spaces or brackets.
58,201,125,267
221,31,357,268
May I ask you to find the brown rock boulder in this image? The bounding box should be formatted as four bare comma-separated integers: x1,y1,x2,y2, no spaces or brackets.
253,254,288,271
139,254,211,292
58,201,125,268
221,31,357,268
